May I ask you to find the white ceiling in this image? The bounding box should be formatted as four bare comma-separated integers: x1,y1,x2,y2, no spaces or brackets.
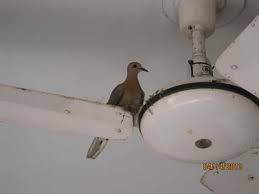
0,0,258,194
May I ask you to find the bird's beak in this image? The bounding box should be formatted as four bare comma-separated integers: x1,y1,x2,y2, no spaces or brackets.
139,67,148,72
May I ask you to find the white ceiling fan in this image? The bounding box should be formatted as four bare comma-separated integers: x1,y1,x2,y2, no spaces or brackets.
1,0,259,170
138,0,259,163
158,0,259,193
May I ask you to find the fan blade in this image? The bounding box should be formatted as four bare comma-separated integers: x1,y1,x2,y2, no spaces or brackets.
216,15,259,98
200,141,259,193
0,84,132,139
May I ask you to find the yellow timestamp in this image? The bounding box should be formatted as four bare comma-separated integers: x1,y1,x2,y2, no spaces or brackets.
203,163,243,171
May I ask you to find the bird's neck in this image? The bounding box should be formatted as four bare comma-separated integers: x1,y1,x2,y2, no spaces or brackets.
126,73,139,83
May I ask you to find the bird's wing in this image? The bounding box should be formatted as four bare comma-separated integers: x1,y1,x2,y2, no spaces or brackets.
107,83,125,105
140,90,145,105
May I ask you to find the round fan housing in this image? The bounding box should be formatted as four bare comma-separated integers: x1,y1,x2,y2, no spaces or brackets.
139,78,259,163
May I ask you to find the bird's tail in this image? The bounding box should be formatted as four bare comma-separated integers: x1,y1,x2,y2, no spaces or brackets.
86,137,109,159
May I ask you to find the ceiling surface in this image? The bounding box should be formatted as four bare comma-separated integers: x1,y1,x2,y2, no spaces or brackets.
0,0,259,194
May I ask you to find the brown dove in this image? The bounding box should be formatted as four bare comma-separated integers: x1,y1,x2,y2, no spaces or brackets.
86,62,148,159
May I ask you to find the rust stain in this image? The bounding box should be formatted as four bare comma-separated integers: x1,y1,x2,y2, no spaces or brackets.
248,174,255,181
115,128,122,133
186,129,193,135
64,109,71,114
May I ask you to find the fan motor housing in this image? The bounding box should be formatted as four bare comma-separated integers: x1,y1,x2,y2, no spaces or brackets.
163,0,247,38
178,0,218,38
139,78,259,163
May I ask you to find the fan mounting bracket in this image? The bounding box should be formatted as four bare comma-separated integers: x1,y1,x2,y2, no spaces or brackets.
162,0,247,38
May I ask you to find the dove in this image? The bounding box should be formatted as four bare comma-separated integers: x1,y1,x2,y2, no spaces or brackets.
86,62,148,159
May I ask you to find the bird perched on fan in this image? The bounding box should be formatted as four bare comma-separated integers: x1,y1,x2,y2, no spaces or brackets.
87,62,148,159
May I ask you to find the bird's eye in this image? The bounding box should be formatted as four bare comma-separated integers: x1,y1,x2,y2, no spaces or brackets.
133,64,137,68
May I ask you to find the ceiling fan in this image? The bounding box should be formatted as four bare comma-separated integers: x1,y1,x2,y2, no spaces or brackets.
138,0,259,163
0,0,258,168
